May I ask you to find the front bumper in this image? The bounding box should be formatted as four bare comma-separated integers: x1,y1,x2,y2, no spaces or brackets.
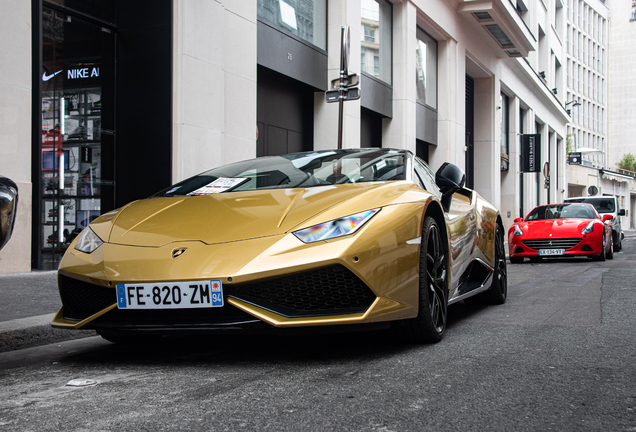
52,204,424,332
508,233,603,259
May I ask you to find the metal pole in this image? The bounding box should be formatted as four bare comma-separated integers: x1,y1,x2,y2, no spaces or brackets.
337,26,345,150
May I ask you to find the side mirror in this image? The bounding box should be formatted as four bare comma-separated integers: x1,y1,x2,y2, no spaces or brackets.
435,163,466,212
514,218,523,223
618,209,626,216
0,176,19,252
602,214,613,222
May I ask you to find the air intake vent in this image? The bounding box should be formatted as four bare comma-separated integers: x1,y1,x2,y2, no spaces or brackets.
230,265,376,318
522,238,581,250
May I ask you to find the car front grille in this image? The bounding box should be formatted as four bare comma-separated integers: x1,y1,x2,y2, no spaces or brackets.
522,238,581,250
59,275,116,320
229,265,376,318
58,274,256,326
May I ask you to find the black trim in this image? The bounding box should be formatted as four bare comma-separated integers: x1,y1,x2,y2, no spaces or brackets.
32,0,43,269
42,1,116,30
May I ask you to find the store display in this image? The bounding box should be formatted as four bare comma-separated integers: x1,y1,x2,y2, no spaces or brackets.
41,87,103,253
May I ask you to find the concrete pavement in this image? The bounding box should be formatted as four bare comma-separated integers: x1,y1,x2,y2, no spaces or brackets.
0,270,96,352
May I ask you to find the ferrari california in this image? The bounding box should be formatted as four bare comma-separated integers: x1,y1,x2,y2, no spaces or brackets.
52,148,507,344
508,202,613,264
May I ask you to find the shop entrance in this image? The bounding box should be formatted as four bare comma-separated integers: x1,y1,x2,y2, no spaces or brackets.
36,7,115,269
257,66,314,156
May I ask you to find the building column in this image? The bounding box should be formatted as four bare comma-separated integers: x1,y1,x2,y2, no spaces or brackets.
172,0,257,181
383,0,417,153
0,0,31,273
431,39,464,170
473,76,499,207
315,0,361,150
501,96,521,229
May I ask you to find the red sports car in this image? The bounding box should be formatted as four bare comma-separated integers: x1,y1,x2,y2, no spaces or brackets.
508,202,613,263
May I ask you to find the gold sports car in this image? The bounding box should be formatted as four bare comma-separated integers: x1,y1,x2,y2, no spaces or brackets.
53,148,507,344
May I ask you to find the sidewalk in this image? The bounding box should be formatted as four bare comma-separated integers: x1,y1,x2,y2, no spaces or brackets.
0,270,96,352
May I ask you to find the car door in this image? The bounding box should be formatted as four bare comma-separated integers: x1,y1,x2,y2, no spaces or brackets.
413,159,476,297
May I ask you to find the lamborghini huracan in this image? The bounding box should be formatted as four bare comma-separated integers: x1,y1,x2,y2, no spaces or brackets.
52,148,507,344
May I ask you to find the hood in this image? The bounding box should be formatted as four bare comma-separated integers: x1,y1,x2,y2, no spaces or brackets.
519,218,597,238
103,183,404,247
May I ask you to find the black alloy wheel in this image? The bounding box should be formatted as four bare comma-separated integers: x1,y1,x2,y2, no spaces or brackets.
486,224,508,304
395,216,448,343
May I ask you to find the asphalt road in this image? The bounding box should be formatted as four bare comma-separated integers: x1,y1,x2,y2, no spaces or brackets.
0,232,635,431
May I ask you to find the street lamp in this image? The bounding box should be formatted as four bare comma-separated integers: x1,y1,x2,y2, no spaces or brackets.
565,100,581,116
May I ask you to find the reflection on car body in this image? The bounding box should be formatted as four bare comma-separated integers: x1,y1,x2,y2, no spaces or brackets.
0,176,18,252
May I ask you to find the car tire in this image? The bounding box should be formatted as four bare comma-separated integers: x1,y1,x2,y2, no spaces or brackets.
485,224,508,304
607,238,614,259
510,257,524,264
593,236,606,261
394,216,448,344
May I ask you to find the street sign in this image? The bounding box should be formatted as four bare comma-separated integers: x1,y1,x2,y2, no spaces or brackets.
520,134,541,172
568,152,581,165
325,87,361,103
331,73,359,89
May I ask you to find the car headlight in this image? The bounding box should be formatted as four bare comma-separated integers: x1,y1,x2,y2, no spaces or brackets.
293,209,380,243
513,224,523,236
582,221,595,235
74,227,104,253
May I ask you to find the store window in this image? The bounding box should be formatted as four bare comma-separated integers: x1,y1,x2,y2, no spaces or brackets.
500,93,510,171
257,0,327,50
360,0,391,84
39,7,114,269
416,28,438,109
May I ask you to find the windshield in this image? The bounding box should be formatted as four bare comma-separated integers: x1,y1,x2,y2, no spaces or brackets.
566,197,615,214
525,203,597,221
154,149,408,196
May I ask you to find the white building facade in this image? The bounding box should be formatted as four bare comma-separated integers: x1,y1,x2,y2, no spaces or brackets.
607,0,636,228
0,0,570,272
565,0,634,229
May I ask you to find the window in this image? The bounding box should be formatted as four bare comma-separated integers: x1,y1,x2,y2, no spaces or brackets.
360,0,391,83
257,0,327,50
500,93,510,171
416,27,438,109
364,27,376,43
414,159,441,198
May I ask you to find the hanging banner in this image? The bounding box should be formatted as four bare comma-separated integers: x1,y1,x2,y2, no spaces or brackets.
520,134,541,173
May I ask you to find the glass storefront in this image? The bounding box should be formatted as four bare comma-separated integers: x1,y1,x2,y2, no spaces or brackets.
257,0,327,50
38,6,114,269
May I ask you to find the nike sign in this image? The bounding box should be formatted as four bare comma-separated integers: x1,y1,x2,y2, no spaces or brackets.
42,70,63,81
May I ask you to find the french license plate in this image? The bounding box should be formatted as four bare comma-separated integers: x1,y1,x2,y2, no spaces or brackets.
538,249,565,256
116,280,223,309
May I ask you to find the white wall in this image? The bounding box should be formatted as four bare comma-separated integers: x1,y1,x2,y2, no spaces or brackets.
172,0,258,182
0,0,32,273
